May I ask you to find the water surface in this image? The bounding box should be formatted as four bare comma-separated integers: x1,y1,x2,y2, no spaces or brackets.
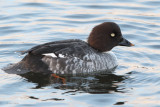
0,0,160,106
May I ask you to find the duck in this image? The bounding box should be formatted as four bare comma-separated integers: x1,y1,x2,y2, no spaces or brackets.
3,22,134,76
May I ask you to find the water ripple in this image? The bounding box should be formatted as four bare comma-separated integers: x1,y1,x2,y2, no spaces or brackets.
64,14,99,19
0,0,160,106
21,2,52,7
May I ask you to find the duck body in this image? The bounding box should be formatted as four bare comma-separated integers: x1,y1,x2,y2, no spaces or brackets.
4,39,117,75
3,22,133,75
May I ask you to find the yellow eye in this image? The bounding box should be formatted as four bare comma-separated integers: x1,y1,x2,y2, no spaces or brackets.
111,33,115,37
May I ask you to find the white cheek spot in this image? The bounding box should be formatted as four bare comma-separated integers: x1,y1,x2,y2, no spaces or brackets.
43,53,57,57
111,33,115,37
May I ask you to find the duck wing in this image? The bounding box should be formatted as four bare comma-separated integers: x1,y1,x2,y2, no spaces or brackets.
22,39,92,58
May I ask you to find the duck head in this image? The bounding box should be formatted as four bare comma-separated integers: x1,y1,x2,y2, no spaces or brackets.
88,22,134,52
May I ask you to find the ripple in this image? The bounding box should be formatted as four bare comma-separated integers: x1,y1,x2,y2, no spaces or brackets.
120,24,149,30
147,45,160,49
0,16,12,20
80,4,151,11
16,13,42,18
126,71,160,86
143,1,160,6
21,2,51,7
0,0,160,106
64,14,99,19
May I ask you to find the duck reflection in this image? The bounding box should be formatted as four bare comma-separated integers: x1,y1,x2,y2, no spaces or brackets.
20,72,126,94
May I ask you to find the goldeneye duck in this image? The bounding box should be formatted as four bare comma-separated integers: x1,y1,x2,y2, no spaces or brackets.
4,22,134,75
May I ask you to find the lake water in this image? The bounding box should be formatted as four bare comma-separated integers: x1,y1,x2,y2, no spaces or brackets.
0,0,160,106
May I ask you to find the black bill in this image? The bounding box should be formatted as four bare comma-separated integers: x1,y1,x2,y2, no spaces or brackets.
118,38,134,46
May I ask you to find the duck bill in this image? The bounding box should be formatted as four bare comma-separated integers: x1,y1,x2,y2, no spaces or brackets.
118,38,134,47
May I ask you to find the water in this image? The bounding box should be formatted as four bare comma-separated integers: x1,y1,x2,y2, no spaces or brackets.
0,0,160,106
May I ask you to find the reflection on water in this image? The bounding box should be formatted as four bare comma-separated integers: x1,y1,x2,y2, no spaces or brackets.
21,72,125,94
0,0,160,106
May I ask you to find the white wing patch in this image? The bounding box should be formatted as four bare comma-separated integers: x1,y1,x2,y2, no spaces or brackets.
43,53,57,57
59,54,65,58
43,53,65,58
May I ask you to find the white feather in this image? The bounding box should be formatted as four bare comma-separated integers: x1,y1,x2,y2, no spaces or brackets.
59,54,65,58
43,53,65,58
43,53,57,57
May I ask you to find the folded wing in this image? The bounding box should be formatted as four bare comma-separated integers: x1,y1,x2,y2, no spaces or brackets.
22,39,93,58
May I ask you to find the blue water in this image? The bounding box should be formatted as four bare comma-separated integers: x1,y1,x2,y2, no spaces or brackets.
0,0,160,106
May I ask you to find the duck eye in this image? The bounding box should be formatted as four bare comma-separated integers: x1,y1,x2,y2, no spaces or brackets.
111,33,115,37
